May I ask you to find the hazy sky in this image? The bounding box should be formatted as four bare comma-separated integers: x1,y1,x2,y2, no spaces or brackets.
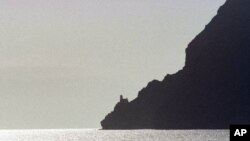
0,0,226,129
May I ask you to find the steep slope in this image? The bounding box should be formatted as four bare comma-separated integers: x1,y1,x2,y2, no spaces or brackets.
101,0,250,129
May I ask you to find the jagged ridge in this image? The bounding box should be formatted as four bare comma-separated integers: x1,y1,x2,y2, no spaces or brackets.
101,0,250,129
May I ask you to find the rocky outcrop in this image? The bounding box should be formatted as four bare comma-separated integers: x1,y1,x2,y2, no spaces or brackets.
114,95,129,112
101,0,250,129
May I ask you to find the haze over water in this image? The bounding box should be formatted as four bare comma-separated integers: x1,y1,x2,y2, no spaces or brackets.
0,0,225,128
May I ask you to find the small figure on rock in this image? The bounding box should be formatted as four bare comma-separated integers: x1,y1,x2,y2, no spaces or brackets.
120,95,129,103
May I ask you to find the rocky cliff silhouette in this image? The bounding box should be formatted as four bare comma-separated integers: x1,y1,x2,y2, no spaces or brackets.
101,0,250,129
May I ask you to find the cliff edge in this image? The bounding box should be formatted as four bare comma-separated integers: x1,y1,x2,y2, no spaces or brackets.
101,0,250,129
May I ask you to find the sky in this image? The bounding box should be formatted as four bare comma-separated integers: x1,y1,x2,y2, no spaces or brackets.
0,0,226,129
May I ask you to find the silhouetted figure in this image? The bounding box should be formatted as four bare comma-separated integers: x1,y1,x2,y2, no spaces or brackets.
120,95,129,103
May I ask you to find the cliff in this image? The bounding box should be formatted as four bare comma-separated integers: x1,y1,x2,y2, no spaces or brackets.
101,0,250,129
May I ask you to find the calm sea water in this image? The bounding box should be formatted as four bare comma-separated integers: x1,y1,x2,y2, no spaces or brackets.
0,129,229,141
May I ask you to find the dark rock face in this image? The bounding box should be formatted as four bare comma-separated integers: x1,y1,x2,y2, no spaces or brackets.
101,0,250,129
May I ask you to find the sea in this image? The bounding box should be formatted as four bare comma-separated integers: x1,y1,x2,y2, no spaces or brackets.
0,129,229,141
